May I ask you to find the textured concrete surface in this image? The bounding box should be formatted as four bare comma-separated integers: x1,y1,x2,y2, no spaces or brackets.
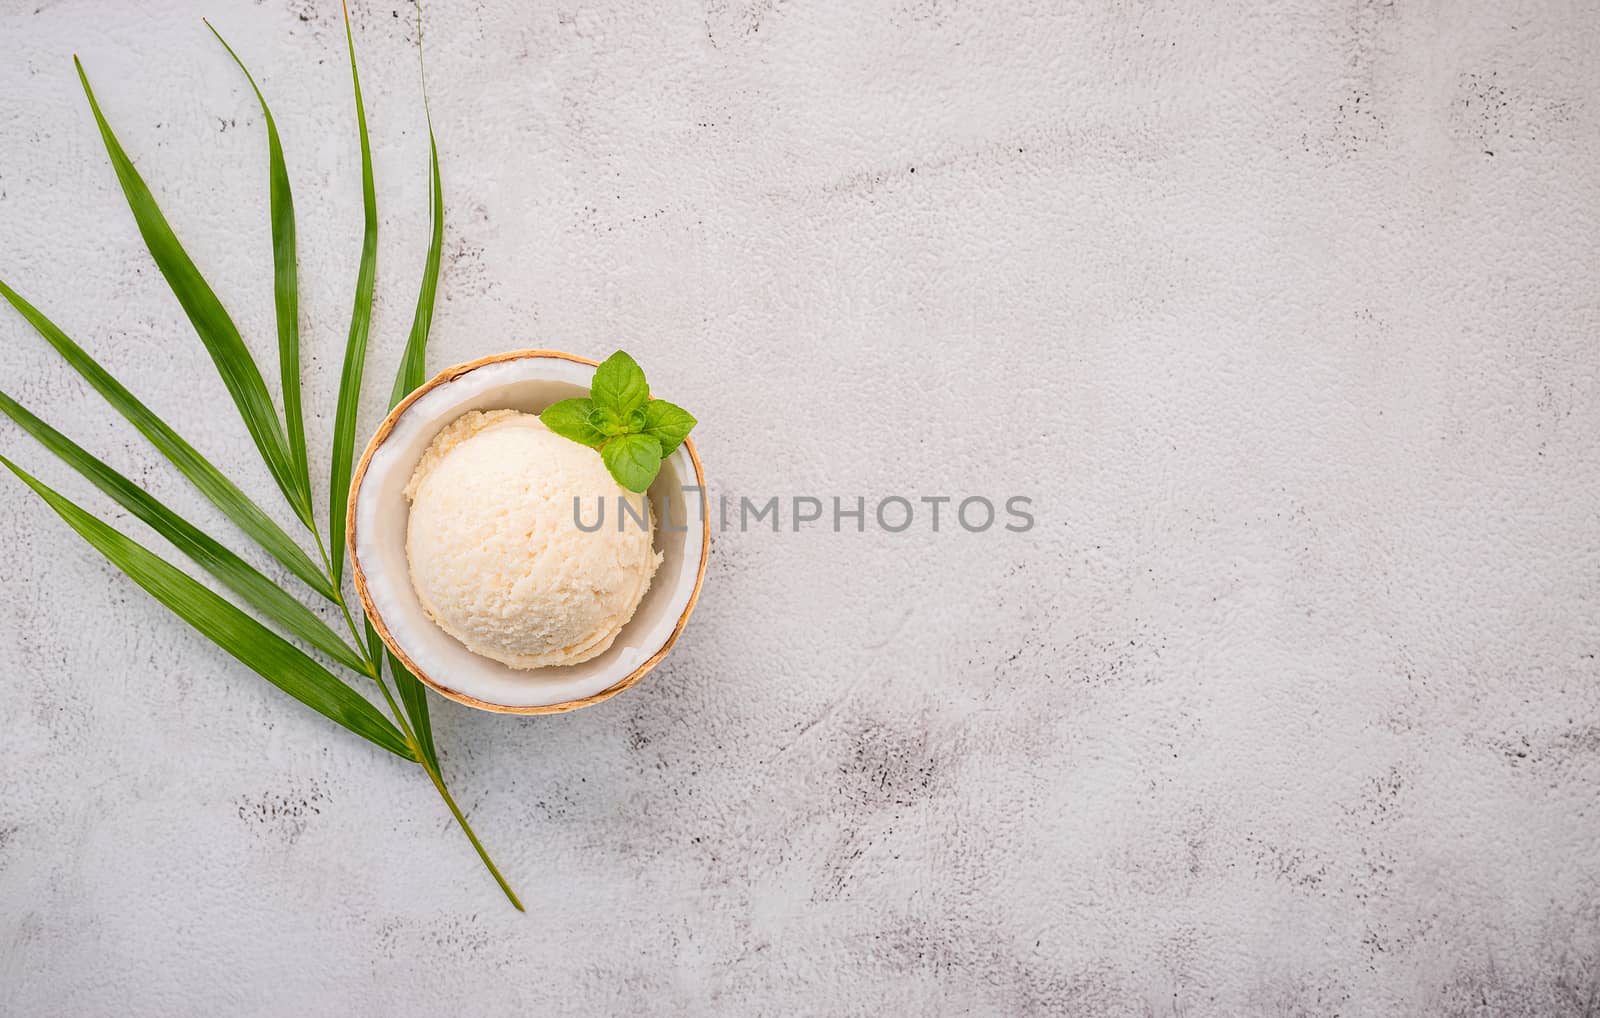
2,0,1598,1014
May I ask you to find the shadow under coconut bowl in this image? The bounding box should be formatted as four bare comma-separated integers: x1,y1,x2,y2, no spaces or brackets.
347,350,708,714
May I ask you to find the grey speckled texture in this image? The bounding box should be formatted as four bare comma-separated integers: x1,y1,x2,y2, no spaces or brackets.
2,0,1598,1015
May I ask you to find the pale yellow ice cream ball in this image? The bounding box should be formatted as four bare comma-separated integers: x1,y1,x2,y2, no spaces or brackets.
403,409,660,669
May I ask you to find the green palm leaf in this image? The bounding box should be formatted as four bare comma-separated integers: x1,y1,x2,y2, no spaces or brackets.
390,108,442,405
0,455,412,759
0,280,335,602
0,390,367,674
206,22,312,508
365,612,437,772
74,59,312,529
363,616,384,668
328,5,378,591
358,611,435,771
385,20,446,777
391,652,438,771
0,12,524,911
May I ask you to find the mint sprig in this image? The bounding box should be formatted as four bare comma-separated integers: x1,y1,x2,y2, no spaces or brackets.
541,350,697,493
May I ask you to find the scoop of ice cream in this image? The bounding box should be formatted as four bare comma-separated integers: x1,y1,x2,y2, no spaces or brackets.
403,409,660,669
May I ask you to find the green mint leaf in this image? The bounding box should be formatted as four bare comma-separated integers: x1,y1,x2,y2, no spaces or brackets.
601,433,662,493
540,398,605,447
591,350,649,416
589,405,628,437
640,399,697,456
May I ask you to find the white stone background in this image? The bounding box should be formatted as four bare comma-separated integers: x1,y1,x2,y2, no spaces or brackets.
1,0,1597,1014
